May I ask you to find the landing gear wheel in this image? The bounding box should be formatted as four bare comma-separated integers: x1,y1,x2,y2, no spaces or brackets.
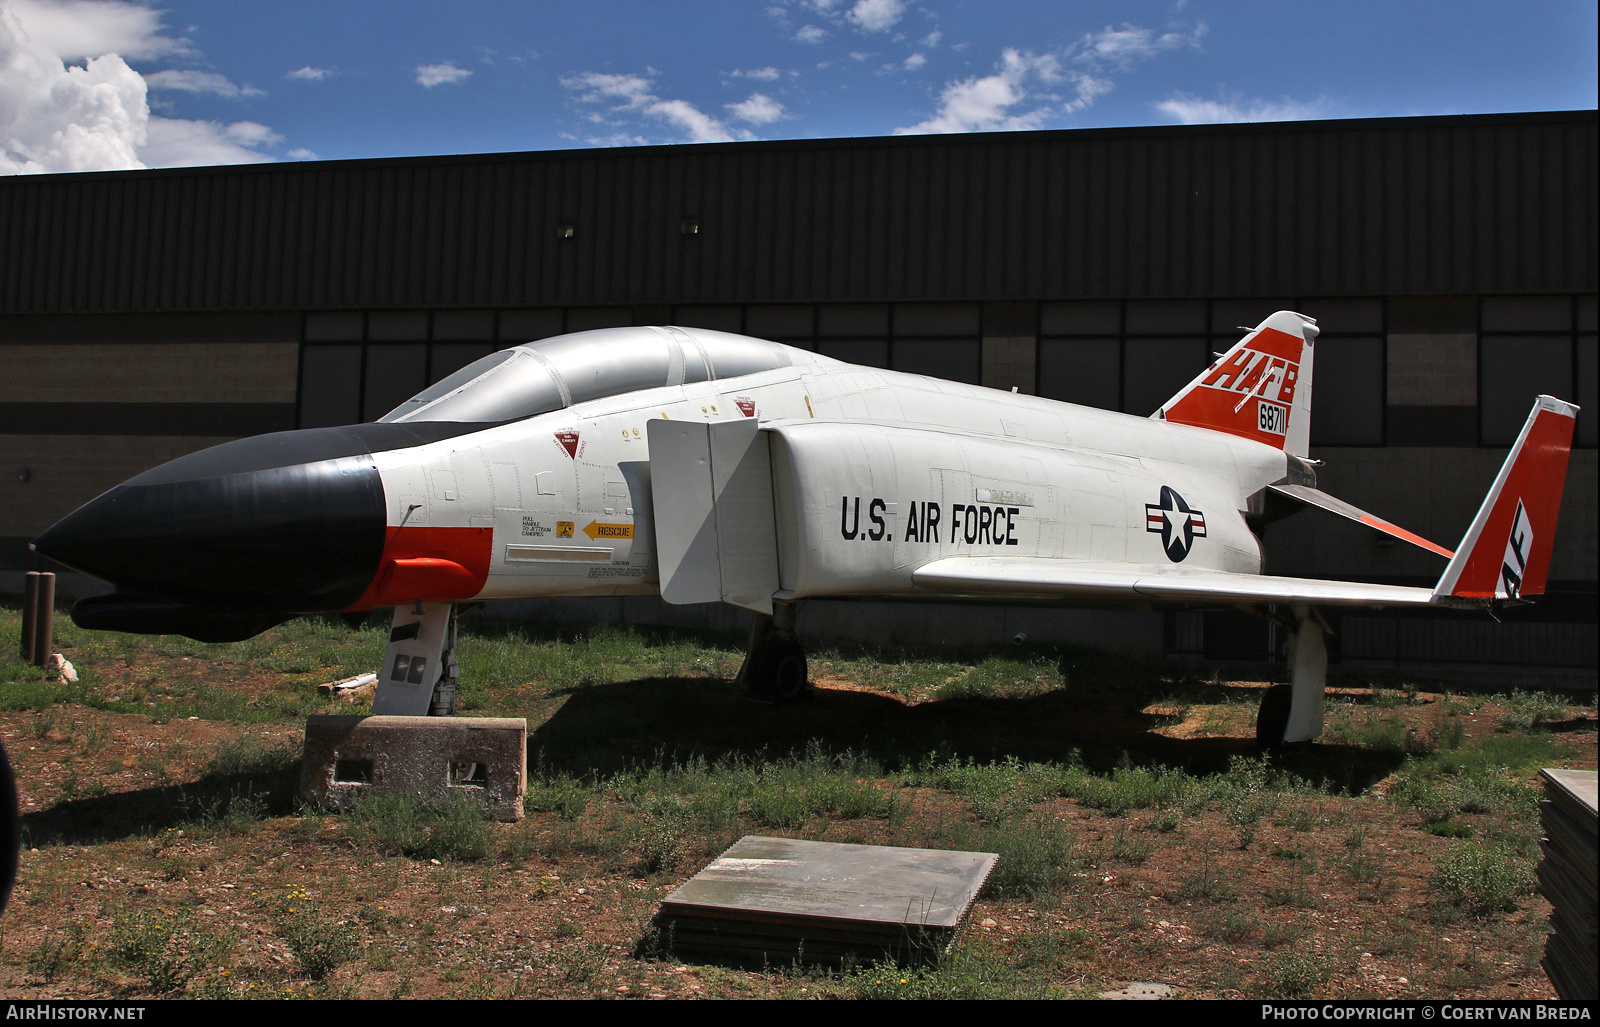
1256,683,1292,749
769,641,809,703
747,638,809,703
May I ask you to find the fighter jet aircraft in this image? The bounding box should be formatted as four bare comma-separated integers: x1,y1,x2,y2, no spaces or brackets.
30,312,1579,745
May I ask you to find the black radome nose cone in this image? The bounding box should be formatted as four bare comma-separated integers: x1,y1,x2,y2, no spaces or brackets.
32,430,389,614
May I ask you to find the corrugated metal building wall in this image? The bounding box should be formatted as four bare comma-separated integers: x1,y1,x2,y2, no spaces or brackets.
2,112,1593,312
2,111,1595,675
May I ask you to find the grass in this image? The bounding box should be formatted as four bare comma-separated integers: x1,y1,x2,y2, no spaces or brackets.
347,792,493,862
276,886,360,979
0,598,1592,1000
1431,843,1536,916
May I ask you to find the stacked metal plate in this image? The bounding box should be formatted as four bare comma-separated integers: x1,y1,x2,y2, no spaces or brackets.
1537,769,1597,1000
654,835,998,967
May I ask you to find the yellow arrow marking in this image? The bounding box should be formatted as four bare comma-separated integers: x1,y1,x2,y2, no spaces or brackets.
583,521,634,540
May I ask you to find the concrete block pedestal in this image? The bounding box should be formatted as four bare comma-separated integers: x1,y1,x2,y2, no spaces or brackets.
300,715,527,822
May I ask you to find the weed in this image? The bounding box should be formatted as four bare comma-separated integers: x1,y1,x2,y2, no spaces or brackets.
1498,689,1569,732
209,735,297,776
176,785,271,833
1147,808,1182,833
1107,827,1155,864
1259,919,1305,950
526,774,591,820
59,769,108,799
1431,843,1533,916
845,945,1051,1000
1330,712,1414,752
349,792,492,862
633,816,687,875
1165,849,1237,903
1203,909,1259,944
1258,946,1336,997
1344,852,1383,884
103,907,225,993
1263,883,1314,908
1054,756,1199,817
1427,821,1474,839
551,943,606,984
1274,802,1319,833
27,927,84,984
276,886,358,979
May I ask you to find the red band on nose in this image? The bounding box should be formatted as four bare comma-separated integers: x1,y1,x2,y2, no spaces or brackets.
345,525,493,610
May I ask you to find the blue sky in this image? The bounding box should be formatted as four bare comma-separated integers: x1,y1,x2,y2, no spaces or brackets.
2,0,1596,173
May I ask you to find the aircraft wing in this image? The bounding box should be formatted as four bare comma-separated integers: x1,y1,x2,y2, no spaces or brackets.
911,558,1436,608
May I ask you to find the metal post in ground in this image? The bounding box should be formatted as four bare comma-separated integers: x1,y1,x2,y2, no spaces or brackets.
30,572,54,669
20,572,39,664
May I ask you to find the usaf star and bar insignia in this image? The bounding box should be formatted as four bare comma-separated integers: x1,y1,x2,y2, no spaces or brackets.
1146,486,1207,562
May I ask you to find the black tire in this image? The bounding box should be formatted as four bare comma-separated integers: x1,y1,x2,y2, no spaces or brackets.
769,642,809,703
1256,684,1293,749
747,638,809,703
0,741,17,916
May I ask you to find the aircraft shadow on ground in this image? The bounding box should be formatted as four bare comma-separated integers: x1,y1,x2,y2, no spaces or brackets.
21,770,299,848
528,674,1409,794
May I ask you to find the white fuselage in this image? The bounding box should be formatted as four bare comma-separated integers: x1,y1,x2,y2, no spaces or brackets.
368,345,1290,604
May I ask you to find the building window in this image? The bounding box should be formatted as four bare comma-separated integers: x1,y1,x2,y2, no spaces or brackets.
1479,296,1592,447
299,310,503,427
1309,336,1385,446
1038,298,1386,440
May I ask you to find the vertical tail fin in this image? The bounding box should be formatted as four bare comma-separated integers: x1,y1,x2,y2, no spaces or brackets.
1155,310,1318,455
1433,395,1578,603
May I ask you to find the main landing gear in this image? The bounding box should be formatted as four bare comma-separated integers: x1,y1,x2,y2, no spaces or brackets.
738,600,810,703
1255,605,1328,748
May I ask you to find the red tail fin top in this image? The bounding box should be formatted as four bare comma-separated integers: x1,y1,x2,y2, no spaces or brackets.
1434,396,1578,601
1156,310,1317,455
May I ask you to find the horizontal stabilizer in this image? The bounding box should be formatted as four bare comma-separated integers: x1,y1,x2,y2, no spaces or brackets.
1268,484,1454,558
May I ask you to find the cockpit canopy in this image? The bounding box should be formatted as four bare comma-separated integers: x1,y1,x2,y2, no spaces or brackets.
378,326,794,424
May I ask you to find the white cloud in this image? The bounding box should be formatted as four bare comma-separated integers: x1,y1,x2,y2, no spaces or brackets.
1156,92,1337,125
9,0,186,61
0,19,147,173
897,21,1206,135
902,52,925,70
730,66,781,81
223,121,282,147
145,69,263,98
286,66,329,81
726,92,786,125
562,70,740,144
794,24,826,43
896,49,1053,134
139,116,277,168
1072,23,1206,71
846,0,905,33
649,98,732,142
286,147,317,160
1,0,289,174
919,29,940,48
416,61,471,88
